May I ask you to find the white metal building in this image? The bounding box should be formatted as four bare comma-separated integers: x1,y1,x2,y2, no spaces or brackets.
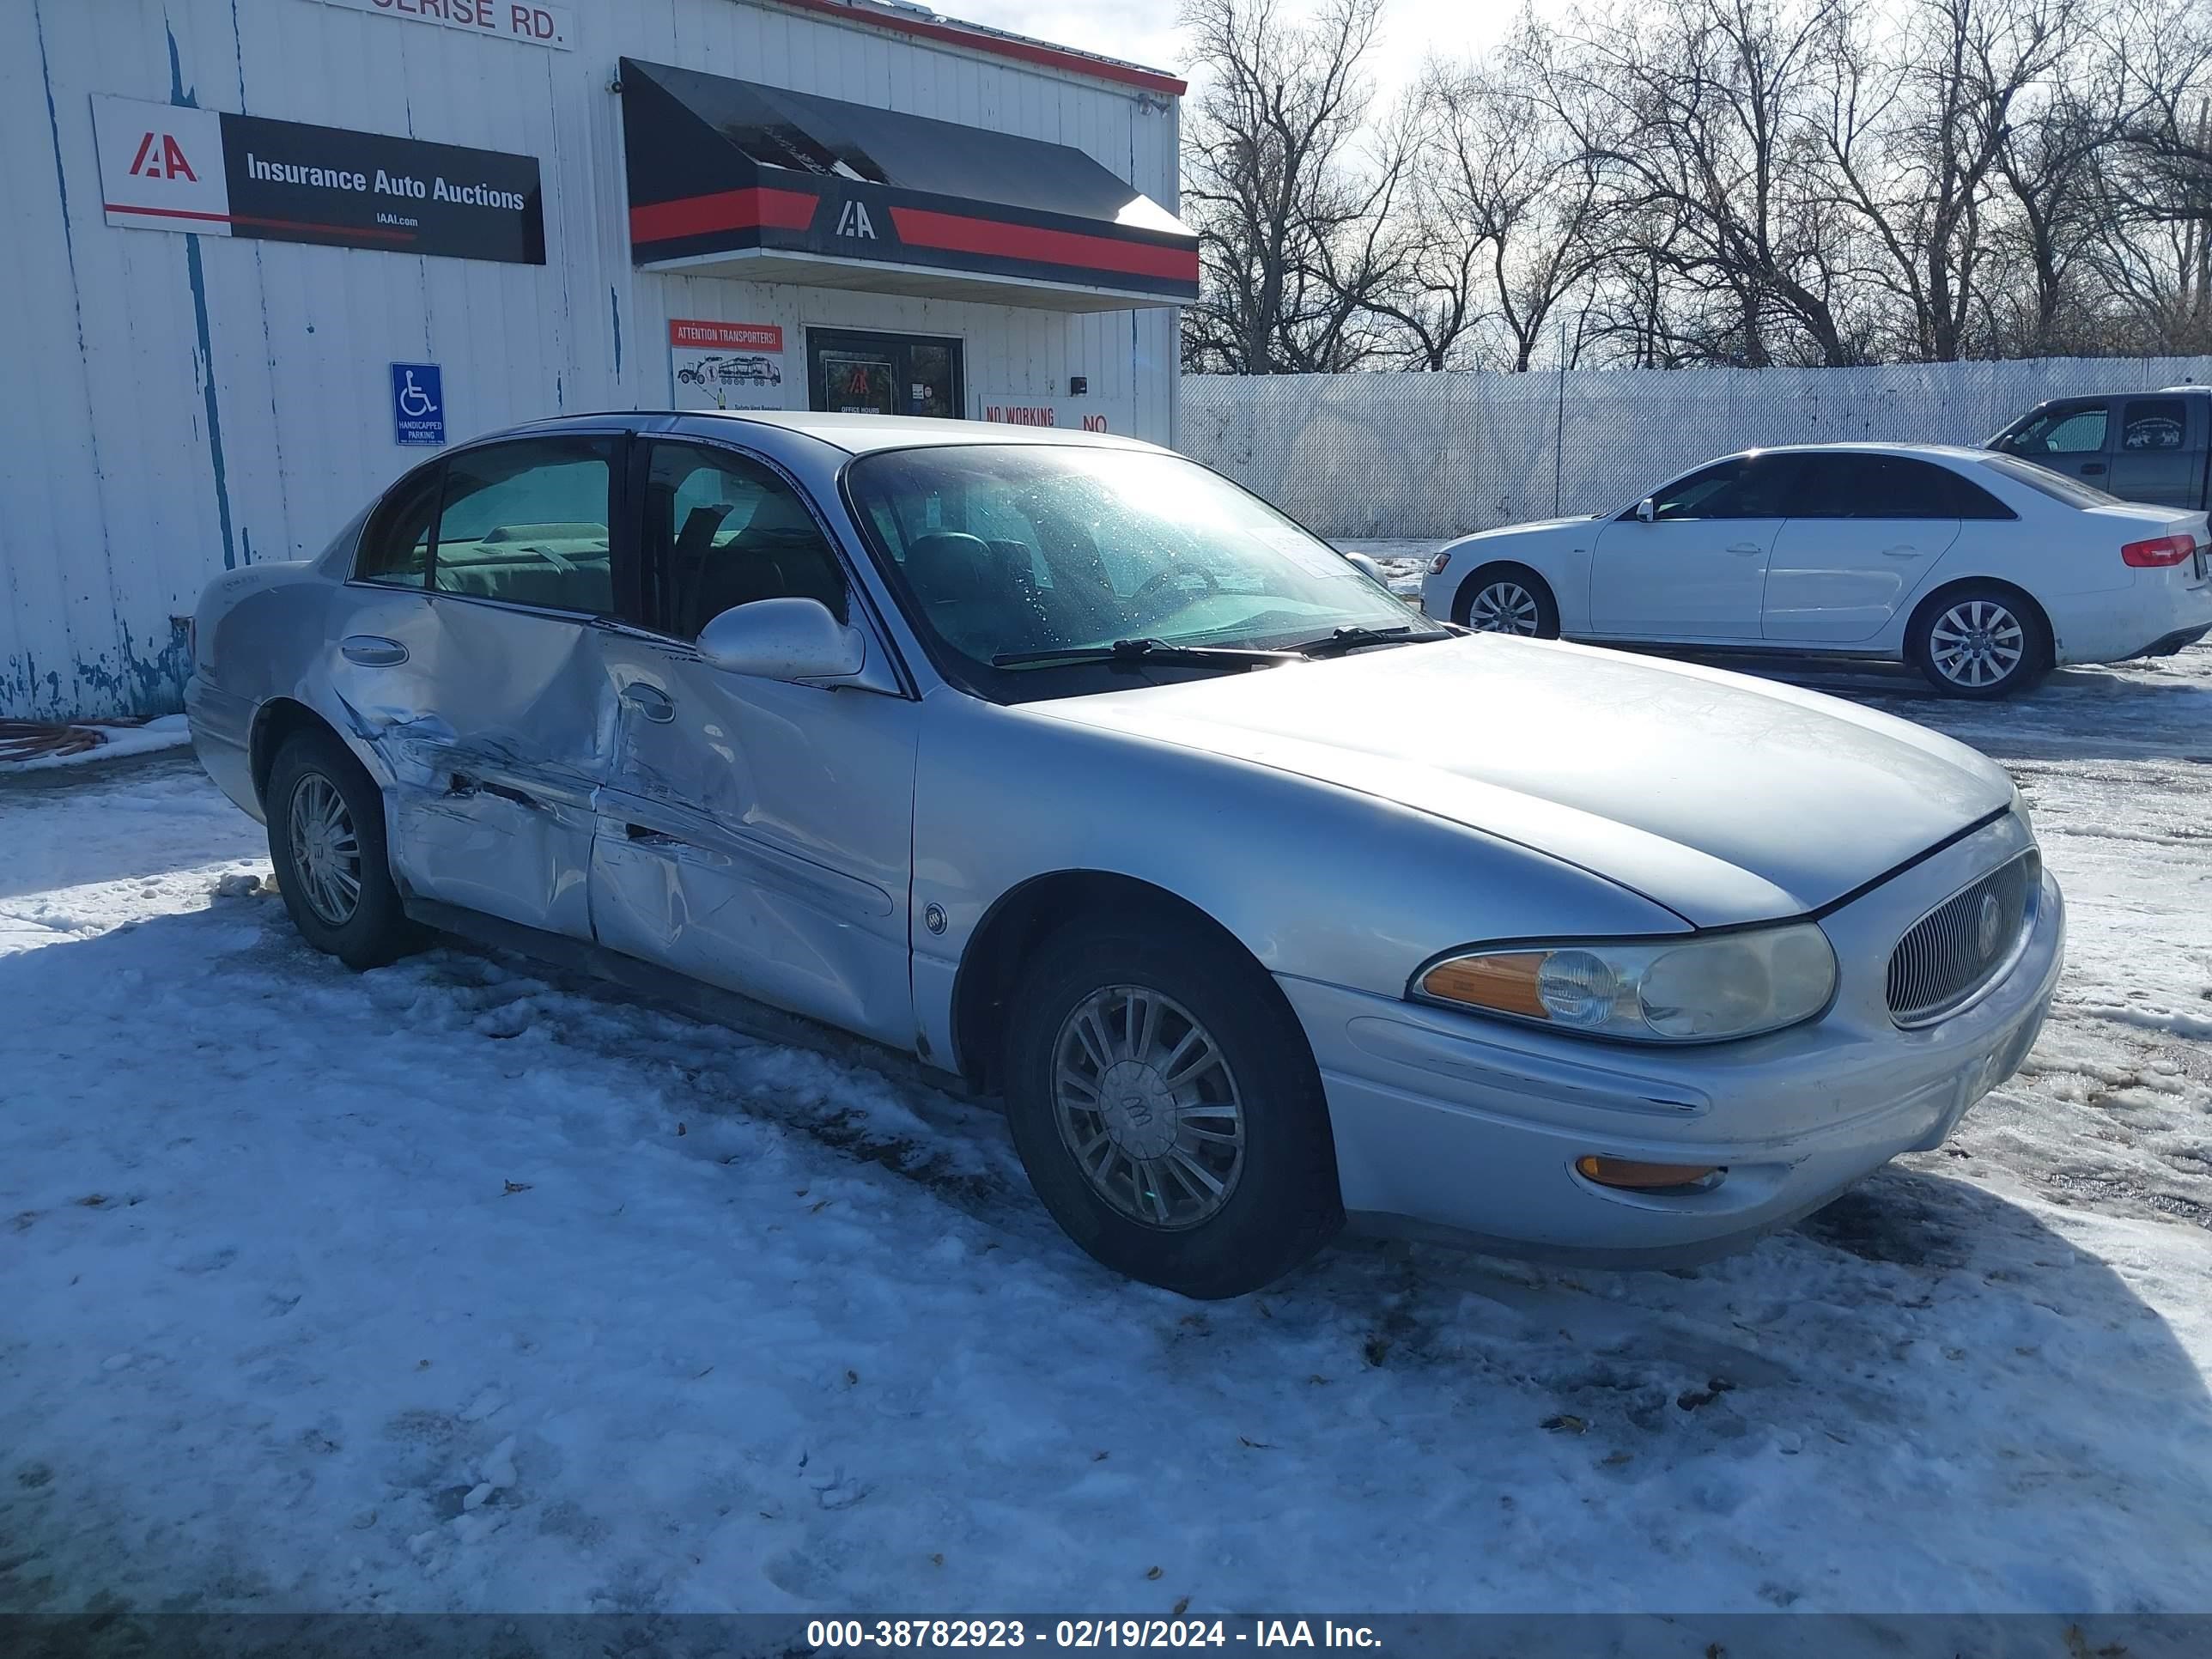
1,0,1191,720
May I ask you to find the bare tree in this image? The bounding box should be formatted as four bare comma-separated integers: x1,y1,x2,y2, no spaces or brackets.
1816,0,2079,362
1178,0,1410,373
1539,0,1868,368
1409,24,1611,371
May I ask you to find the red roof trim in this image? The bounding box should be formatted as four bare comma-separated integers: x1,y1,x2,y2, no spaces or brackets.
762,0,1187,96
629,185,821,245
888,205,1198,283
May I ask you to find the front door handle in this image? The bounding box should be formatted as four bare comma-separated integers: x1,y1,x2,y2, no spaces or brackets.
1726,542,1765,556
621,683,676,723
2081,462,2106,476
340,635,409,666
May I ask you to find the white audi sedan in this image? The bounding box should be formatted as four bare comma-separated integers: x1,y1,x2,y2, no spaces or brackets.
189,415,2063,1298
1419,443,2211,696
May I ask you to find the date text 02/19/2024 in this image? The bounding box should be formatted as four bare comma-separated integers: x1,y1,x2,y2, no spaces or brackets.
804,1620,1385,1650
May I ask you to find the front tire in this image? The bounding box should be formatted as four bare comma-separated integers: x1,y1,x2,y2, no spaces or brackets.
1454,562,1561,638
1001,915,1343,1298
1911,585,2050,699
264,729,417,969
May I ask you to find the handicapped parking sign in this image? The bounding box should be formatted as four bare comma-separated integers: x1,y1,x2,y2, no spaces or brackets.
390,362,445,447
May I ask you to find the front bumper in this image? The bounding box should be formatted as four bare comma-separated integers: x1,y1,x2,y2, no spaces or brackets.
1285,810,2064,1267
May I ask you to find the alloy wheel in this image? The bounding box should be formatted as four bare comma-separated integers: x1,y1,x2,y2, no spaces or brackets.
1929,599,2027,690
1468,580,1542,635
287,772,362,927
1050,985,1246,1231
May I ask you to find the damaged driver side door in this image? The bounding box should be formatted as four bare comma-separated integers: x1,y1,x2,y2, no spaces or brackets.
330,431,635,940
588,438,921,1048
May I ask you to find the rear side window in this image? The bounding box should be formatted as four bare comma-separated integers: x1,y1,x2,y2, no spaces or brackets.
1996,404,2108,457
432,438,617,615
1790,453,2017,520
354,464,441,587
2120,398,2188,452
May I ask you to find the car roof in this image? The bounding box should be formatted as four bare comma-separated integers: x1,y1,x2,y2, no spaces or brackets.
489,410,1162,456
1729,442,2002,463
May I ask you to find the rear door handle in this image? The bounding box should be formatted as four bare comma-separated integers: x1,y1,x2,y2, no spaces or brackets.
1726,542,1765,556
621,683,676,723
340,635,409,666
1881,544,1923,558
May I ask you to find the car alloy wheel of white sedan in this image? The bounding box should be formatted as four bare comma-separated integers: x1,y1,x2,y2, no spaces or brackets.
1927,596,2029,691
189,411,2065,1298
1419,442,2210,697
1468,578,1545,635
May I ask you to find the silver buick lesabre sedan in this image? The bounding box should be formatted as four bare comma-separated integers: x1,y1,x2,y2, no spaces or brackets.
186,413,2063,1298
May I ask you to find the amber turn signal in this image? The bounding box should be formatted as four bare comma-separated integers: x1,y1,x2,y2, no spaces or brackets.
1575,1155,1722,1192
1420,952,1547,1018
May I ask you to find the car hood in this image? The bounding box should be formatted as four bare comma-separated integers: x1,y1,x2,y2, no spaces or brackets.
1029,636,2015,927
1452,516,1598,544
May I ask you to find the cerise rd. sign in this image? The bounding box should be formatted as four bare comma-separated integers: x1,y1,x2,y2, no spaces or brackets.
304,0,575,52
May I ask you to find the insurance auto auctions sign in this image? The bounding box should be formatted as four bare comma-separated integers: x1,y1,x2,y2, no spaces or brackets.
669,319,787,412
92,94,544,264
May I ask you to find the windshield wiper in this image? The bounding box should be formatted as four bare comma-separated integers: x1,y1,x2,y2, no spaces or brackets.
1285,623,1451,658
990,638,1297,671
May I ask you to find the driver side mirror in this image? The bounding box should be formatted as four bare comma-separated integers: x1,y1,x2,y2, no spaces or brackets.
1344,550,1386,582
696,598,866,684
1635,497,1656,524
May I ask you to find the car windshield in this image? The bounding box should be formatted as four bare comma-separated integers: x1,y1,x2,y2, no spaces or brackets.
1978,452,2124,508
843,444,1420,690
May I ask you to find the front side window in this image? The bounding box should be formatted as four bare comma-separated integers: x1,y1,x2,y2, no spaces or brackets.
1644,454,1801,520
2120,398,2187,451
644,443,848,639
843,445,1415,694
1996,404,2108,457
431,438,616,614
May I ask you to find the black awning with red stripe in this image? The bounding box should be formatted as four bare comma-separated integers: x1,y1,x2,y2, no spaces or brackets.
618,58,1197,312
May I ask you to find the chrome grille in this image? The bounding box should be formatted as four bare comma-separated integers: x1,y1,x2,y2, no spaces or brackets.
1886,851,2039,1028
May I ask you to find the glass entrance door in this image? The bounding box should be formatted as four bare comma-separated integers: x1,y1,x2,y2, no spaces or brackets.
807,329,964,419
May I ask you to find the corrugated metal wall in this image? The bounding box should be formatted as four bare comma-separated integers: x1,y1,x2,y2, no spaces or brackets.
0,0,1183,720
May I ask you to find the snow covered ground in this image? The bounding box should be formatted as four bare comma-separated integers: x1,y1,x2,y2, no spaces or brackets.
3,642,2210,1620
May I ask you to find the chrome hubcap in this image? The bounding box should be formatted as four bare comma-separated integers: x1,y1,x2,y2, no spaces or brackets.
1051,985,1245,1231
288,773,362,927
1929,600,2025,688
1469,581,1541,635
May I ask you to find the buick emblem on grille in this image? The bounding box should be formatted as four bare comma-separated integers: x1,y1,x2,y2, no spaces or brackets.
1975,890,2006,960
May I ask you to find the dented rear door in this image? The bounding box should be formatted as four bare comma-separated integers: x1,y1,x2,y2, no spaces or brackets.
327,431,634,940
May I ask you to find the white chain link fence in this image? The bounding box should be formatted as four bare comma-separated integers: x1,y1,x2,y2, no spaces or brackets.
1180,356,2212,539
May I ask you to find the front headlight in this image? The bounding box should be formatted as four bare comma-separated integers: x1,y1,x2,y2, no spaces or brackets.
1413,924,1838,1043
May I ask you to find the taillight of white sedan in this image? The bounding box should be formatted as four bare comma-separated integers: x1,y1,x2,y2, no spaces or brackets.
1419,443,2212,697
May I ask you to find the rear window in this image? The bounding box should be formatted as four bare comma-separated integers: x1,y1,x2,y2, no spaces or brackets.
1979,453,2124,509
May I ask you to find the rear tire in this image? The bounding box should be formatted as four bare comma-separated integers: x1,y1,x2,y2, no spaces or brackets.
1001,915,1343,1298
1911,584,2051,700
1454,563,1561,638
264,728,417,969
